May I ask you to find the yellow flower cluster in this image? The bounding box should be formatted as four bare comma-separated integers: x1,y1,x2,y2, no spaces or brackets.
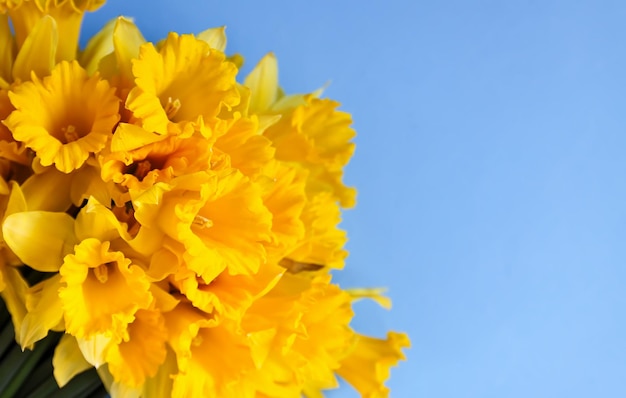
0,1,409,397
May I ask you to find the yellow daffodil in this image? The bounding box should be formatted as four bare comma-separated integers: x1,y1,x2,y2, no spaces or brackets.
175,261,283,324
213,114,275,178
126,32,240,136
164,302,256,397
263,96,357,208
59,238,152,340
104,308,168,388
5,60,119,172
287,191,348,270
100,133,214,205
337,332,411,398
132,170,273,280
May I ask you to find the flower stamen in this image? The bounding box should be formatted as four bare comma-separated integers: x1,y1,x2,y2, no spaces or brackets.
192,215,213,229
134,160,152,180
93,263,110,283
62,125,80,143
191,334,204,347
164,97,182,119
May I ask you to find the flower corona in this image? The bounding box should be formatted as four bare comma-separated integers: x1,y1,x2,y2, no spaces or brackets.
0,1,409,397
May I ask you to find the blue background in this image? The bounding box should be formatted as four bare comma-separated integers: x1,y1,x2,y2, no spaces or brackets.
84,1,626,397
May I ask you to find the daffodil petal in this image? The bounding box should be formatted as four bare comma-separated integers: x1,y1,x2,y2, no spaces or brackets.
75,197,132,243
0,267,28,347
20,274,64,347
20,168,73,212
244,53,278,113
80,17,117,75
112,16,146,87
77,334,112,368
2,211,77,272
12,15,57,81
197,26,227,52
53,334,93,388
346,287,392,310
111,123,167,152
337,332,410,397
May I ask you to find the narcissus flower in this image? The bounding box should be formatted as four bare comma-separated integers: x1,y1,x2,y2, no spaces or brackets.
0,1,409,397
59,238,152,340
4,60,119,173
126,32,240,136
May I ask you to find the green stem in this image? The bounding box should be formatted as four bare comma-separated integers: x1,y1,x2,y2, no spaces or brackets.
24,376,62,398
0,332,58,398
0,299,9,329
49,368,104,398
19,349,55,396
0,319,15,362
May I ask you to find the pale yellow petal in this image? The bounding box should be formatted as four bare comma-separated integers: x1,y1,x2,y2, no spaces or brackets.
111,123,168,152
346,288,392,310
70,164,114,207
80,17,117,75
111,16,146,87
0,266,28,347
257,114,281,135
244,53,278,113
20,168,73,212
53,334,93,388
77,334,112,368
20,274,64,347
74,197,132,243
197,26,227,52
4,180,27,216
12,15,57,81
2,211,77,272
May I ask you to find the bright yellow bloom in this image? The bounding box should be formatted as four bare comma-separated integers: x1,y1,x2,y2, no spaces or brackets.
105,308,168,388
213,114,275,178
287,191,348,270
175,261,283,324
126,32,240,136
263,96,357,208
5,60,119,172
100,133,213,201
337,332,411,398
237,274,353,394
133,170,273,280
260,161,308,262
59,238,152,340
164,302,256,397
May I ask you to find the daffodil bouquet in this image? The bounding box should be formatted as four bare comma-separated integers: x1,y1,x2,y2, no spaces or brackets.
0,1,409,397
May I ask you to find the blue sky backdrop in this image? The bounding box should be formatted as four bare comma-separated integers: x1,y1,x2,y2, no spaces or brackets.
84,1,626,397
